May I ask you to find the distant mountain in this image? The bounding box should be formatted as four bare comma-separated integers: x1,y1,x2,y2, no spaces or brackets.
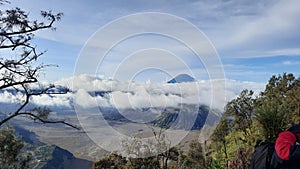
99,104,220,131
167,74,196,83
100,107,159,124
151,104,220,130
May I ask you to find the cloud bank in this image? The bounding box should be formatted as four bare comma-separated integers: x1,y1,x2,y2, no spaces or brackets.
58,74,264,110
0,74,265,113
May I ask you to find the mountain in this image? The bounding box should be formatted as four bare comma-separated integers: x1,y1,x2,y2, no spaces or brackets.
167,74,196,83
151,104,220,130
99,104,220,131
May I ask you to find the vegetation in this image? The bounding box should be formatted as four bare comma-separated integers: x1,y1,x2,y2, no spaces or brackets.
1,2,299,168
0,1,79,168
0,126,30,169
179,140,208,169
208,73,300,169
94,73,300,169
0,0,77,129
94,141,206,169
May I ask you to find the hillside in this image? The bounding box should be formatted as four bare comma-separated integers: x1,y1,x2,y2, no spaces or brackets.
151,104,220,130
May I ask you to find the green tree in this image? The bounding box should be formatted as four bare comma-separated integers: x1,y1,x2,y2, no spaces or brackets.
285,75,300,123
0,126,30,169
151,128,178,169
254,94,291,141
254,73,299,141
210,118,231,169
224,89,255,138
215,90,256,168
180,140,207,169
127,156,160,169
93,152,127,169
208,73,300,169
112,127,180,169
0,1,79,168
228,147,251,169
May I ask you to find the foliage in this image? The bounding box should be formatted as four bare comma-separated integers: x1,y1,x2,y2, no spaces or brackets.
0,1,80,168
209,73,300,169
180,140,207,169
254,73,299,141
93,153,127,169
0,126,30,169
209,117,231,168
228,147,251,169
93,152,161,169
224,89,255,137
96,73,300,169
96,140,208,169
95,127,181,169
121,127,179,169
128,156,160,169
254,96,291,142
0,0,78,129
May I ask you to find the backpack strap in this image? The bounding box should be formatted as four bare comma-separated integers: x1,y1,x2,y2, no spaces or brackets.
287,124,300,139
270,150,285,169
290,132,300,145
284,131,300,168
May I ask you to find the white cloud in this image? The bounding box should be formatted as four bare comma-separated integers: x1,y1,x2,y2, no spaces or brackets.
0,74,266,113
0,90,71,108
0,91,24,103
219,0,300,57
282,60,300,66
74,89,98,108
56,74,265,110
31,94,72,107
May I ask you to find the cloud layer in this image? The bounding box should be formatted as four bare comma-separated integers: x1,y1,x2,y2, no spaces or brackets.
59,74,265,110
0,74,266,113
0,74,266,114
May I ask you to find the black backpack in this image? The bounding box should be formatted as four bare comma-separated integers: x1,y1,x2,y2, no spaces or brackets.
251,125,300,169
250,140,275,169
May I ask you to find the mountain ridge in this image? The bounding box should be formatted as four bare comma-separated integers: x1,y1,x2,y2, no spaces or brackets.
151,104,220,130
167,74,196,83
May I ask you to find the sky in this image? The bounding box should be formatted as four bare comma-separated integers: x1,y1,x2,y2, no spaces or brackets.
3,1,300,150
3,0,300,83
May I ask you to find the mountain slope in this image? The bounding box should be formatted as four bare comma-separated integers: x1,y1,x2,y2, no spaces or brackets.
167,74,195,83
151,104,220,130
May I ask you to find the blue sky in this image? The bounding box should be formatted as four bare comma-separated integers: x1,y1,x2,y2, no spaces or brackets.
5,0,300,83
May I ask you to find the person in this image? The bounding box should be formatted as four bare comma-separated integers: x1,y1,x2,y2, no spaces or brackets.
271,124,300,169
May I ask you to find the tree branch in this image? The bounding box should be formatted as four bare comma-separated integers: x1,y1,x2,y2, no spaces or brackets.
0,79,37,90
0,112,80,130
0,10,62,36
23,112,80,130
0,5,76,131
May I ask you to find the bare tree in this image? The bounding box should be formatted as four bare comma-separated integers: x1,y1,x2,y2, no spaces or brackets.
0,1,78,129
